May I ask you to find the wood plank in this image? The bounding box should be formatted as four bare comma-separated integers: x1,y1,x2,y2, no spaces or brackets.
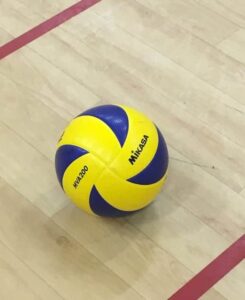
91,0,125,17
0,237,62,299
213,262,245,300
0,50,99,121
139,0,238,45
0,73,68,159
108,0,245,106
198,0,245,27
166,147,245,242
200,289,228,300
0,0,78,39
10,0,109,41
0,27,14,45
218,29,245,65
0,122,67,216
0,2,43,39
15,0,82,18
0,178,143,300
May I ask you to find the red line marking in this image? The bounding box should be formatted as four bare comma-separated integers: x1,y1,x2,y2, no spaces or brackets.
169,234,245,300
0,0,102,60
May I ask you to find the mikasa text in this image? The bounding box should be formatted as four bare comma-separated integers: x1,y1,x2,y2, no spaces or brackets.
73,165,88,189
129,135,149,165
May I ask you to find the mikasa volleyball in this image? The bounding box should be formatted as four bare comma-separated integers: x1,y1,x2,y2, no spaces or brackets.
55,104,169,217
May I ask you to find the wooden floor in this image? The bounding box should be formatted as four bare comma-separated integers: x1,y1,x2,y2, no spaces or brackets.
0,0,245,299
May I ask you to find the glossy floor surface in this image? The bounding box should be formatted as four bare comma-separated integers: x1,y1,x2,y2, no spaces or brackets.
0,1,244,299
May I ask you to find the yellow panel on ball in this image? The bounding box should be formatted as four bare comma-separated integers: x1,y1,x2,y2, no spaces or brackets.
62,152,105,215
109,105,159,179
57,115,121,164
95,168,168,211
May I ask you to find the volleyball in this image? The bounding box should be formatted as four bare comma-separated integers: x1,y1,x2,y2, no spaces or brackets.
55,104,169,217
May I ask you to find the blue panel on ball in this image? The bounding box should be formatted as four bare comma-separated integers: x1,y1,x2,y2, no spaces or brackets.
128,128,169,185
90,186,134,217
79,105,129,147
55,145,88,188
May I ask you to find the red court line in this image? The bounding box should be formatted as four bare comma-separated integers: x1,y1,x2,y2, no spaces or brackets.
0,0,102,60
169,234,245,300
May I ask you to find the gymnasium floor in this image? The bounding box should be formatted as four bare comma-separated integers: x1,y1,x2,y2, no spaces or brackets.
0,0,245,299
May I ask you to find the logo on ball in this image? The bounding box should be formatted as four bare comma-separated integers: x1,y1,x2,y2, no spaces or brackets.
128,135,149,165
